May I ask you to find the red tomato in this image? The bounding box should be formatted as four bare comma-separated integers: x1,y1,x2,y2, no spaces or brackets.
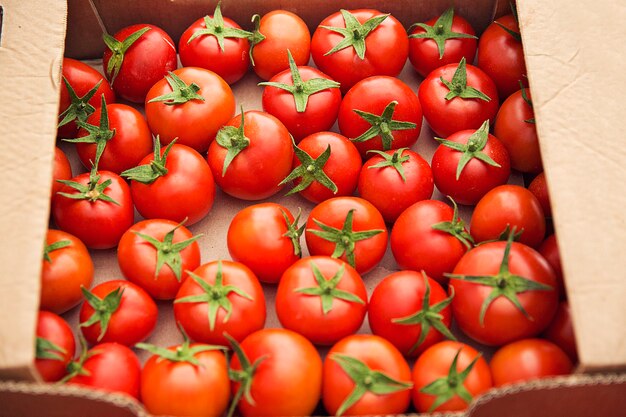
249,10,311,81
312,9,408,92
539,234,565,299
408,8,478,77
305,196,388,274
391,199,471,284
431,121,511,205
229,329,322,417
35,311,75,382
418,58,499,138
283,132,362,203
529,172,552,217
368,271,454,357
227,203,302,284
174,260,266,345
145,67,236,153
103,24,177,103
490,338,573,387
412,341,492,412
276,256,367,345
358,148,433,223
207,110,293,200
117,219,202,300
470,184,546,248
51,147,72,203
323,334,412,416
542,301,578,363
477,14,528,99
338,76,422,158
79,280,158,346
179,3,251,84
40,229,94,314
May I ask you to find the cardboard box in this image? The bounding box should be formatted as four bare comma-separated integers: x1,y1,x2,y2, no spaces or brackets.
0,0,625,415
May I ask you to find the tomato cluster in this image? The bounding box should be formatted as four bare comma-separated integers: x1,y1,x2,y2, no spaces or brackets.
40,4,576,416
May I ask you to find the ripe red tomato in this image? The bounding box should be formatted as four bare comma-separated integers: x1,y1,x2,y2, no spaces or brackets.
51,147,72,203
368,271,454,357
338,76,422,158
539,234,565,299
412,341,492,412
470,184,546,248
228,329,322,417
174,260,266,345
227,203,303,284
207,110,293,200
117,219,202,300
40,229,94,314
276,256,367,345
79,280,158,346
323,334,412,416
103,24,177,103
35,311,75,382
542,301,578,362
145,67,236,153
312,10,408,92
418,58,499,138
431,121,511,205
490,338,573,387
529,172,552,217
408,8,477,77
305,196,388,274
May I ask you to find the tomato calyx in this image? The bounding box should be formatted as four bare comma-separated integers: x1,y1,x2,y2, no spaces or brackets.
103,26,151,85
148,72,205,105
331,353,413,416
280,141,338,196
431,197,474,249
308,209,384,269
392,272,457,354
495,5,522,43
247,14,267,66
174,260,253,331
42,239,71,263
259,50,340,112
520,82,536,124
56,165,120,205
295,261,365,315
121,136,174,184
216,110,251,176
440,57,491,102
36,336,67,361
351,101,417,150
408,8,477,59
419,348,480,412
366,148,410,182
281,208,305,257
60,337,100,383
79,286,125,342
58,77,102,129
136,326,225,366
186,2,253,51
447,230,553,325
321,9,390,59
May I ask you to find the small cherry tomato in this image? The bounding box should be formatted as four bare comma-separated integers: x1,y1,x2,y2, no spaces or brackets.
539,234,565,299
542,301,578,363
529,172,552,217
35,311,75,382
51,147,72,204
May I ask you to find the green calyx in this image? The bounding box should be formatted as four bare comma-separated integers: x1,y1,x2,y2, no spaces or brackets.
56,164,120,205
408,8,477,59
148,72,205,105
366,148,411,183
79,286,125,342
447,229,553,325
495,3,521,43
331,353,413,416
247,14,267,66
351,101,416,150
295,261,364,315
136,326,224,366
431,197,474,250
321,9,389,59
281,208,305,257
58,77,102,129
60,336,99,384
280,141,338,196
259,50,340,112
43,239,71,263
440,57,491,102
307,209,384,269
392,272,456,354
419,348,481,412
187,2,252,51
520,82,535,124
174,260,253,331
215,110,250,176
121,136,174,184
226,333,268,417
435,120,501,180
36,337,67,361
103,26,151,85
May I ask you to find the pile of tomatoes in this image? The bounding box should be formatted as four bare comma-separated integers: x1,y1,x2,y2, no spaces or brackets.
38,4,577,416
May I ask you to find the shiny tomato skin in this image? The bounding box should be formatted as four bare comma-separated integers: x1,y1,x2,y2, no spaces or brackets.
412,341,492,412
40,229,94,314
323,334,412,415
490,338,573,387
129,144,215,226
542,301,578,363
230,329,322,417
338,76,422,158
276,256,368,345
528,172,552,217
539,234,565,299
470,184,546,248
431,129,511,205
227,203,301,284
262,67,341,142
358,149,433,223
35,311,76,382
51,147,72,203
117,219,202,300
103,24,177,103
145,67,236,153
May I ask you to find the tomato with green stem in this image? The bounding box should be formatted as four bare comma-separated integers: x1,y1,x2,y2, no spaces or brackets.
35,311,75,382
